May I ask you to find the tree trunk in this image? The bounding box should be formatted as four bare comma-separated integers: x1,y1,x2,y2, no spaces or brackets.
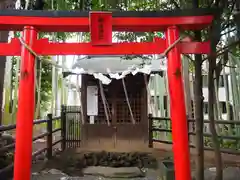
208,54,223,180
194,34,204,180
192,1,204,179
0,54,7,125
0,0,16,125
182,56,192,118
222,52,232,133
208,1,224,178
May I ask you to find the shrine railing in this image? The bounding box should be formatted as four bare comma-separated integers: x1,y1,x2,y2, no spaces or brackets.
149,115,240,155
0,114,63,178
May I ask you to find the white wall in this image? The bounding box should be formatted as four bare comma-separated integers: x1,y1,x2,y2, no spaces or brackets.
202,75,233,104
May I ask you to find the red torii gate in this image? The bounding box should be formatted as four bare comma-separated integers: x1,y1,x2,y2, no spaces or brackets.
0,9,214,180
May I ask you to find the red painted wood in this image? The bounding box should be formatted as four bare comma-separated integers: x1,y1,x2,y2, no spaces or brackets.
166,26,191,180
90,12,112,45
0,15,213,32
178,41,210,54
13,27,37,180
0,38,210,56
0,38,21,56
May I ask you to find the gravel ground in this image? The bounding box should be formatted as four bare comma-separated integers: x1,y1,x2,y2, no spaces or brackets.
31,168,162,180
32,167,240,180
31,148,164,180
29,137,240,180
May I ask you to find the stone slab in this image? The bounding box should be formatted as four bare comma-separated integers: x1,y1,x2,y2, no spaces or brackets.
82,166,144,178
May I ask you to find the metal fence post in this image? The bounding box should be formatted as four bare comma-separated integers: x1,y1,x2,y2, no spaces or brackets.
187,115,190,145
47,114,53,159
149,114,153,148
61,105,67,151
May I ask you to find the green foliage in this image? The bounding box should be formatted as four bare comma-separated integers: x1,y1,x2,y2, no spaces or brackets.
10,56,52,113
38,61,52,109
204,136,240,150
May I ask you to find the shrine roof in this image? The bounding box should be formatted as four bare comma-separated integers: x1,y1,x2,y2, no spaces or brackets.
72,55,165,74
71,56,165,84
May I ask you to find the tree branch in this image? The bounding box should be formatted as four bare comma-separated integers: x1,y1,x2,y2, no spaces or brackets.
215,51,228,83
203,39,240,62
220,28,237,37
221,64,236,68
183,54,194,63
221,0,237,30
208,0,214,8
213,0,224,7
170,0,180,9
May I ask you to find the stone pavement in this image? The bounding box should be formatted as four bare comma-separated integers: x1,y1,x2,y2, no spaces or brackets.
31,166,240,180
31,168,161,180
199,167,240,180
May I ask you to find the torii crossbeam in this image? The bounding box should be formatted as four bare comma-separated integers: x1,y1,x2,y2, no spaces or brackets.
0,9,215,180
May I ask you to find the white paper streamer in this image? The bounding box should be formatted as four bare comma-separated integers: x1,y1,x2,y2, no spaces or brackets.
71,56,166,85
